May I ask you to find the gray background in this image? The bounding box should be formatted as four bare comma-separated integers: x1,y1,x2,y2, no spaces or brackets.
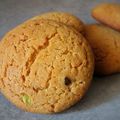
0,0,120,120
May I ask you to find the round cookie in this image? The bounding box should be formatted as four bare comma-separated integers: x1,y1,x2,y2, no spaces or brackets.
84,24,120,75
0,19,94,113
31,12,84,32
92,3,120,31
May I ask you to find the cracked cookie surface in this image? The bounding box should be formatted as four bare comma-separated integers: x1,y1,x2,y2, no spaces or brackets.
0,19,94,113
31,12,84,33
84,24,120,75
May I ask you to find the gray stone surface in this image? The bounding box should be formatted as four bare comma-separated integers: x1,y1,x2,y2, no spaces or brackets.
0,0,120,120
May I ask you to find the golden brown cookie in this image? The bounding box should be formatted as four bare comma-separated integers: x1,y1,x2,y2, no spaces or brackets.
92,3,120,31
0,19,94,113
31,12,84,32
84,24,120,75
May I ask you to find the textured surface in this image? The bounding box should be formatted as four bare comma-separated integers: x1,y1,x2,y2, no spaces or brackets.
0,0,120,119
31,12,84,32
0,19,94,113
92,3,120,31
84,24,120,75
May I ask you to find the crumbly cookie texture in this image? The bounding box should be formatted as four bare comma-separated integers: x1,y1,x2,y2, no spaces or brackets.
31,12,84,32
0,19,94,113
84,24,120,75
92,3,120,31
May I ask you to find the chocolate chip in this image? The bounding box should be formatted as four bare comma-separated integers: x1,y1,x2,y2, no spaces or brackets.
64,77,71,86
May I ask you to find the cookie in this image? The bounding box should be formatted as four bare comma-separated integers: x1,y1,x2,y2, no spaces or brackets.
31,12,84,32
92,3,120,31
0,19,94,113
84,24,120,75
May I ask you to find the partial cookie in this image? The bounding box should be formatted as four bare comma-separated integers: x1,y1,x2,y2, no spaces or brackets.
31,12,84,32
84,24,120,75
0,19,94,113
92,3,120,31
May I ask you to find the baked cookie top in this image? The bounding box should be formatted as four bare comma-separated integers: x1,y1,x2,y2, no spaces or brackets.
92,3,120,31
0,19,94,113
85,24,120,75
31,12,84,32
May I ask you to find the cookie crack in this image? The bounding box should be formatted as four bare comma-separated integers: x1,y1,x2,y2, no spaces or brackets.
0,78,5,88
31,60,55,93
1,59,14,88
20,31,58,94
25,31,58,77
113,39,119,48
